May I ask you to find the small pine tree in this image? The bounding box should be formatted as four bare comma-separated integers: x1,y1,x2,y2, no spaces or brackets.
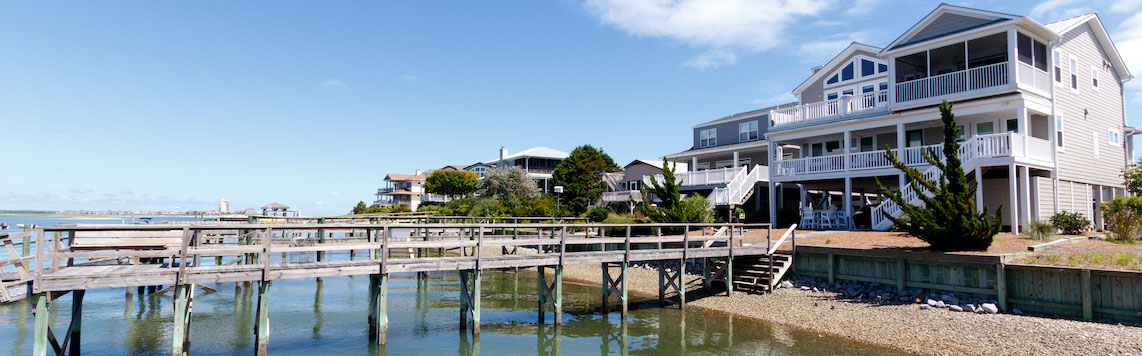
637,158,711,223
875,100,1003,250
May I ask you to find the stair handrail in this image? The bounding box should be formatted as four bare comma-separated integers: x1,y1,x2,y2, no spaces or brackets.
768,224,797,291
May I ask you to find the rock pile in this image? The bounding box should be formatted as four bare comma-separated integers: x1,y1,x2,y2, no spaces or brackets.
778,275,1004,315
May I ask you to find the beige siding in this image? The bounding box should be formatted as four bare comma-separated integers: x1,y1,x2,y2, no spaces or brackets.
1054,23,1128,188
1059,180,1094,219
981,177,1009,217
1033,176,1054,221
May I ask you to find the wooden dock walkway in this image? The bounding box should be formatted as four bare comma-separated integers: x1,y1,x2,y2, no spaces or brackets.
5,221,797,356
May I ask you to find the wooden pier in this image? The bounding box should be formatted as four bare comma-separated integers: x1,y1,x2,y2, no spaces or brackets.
3,221,796,355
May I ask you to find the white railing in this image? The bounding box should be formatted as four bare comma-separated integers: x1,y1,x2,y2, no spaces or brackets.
1017,62,1051,94
773,132,1050,178
896,62,1009,102
600,190,641,203
645,166,739,187
770,90,889,127
710,164,765,205
866,132,1052,230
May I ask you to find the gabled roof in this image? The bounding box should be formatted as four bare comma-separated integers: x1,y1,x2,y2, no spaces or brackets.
1045,13,1133,81
261,202,288,210
385,173,427,181
625,159,688,172
439,165,467,171
484,146,569,164
884,4,1019,52
792,42,883,95
692,102,798,129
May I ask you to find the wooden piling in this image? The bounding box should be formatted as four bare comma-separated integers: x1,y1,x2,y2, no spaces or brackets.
32,293,48,356
369,274,389,344
254,282,270,355
69,290,84,356
172,285,192,356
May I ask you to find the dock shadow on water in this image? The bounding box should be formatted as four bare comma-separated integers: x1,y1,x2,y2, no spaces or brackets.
0,260,904,355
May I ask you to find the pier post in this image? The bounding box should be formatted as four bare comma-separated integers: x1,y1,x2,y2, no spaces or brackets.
537,265,563,324
368,274,389,344
70,290,84,356
316,218,326,262
458,270,481,333
32,293,49,356
602,262,627,317
172,285,193,356
254,282,271,355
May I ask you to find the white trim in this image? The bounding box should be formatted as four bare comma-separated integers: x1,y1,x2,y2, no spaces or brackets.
699,128,717,148
1056,113,1066,152
1090,65,1100,91
1053,48,1063,86
1069,55,1080,93
1108,127,1121,147
738,120,759,142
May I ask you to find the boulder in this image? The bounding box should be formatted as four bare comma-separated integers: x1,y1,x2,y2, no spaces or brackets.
981,303,999,314
949,305,964,312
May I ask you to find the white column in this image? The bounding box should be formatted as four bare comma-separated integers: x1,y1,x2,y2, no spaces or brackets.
1021,166,1032,225
1007,29,1019,85
843,131,852,171
897,123,906,188
975,167,984,213
800,185,807,209
691,157,698,172
843,177,853,229
733,151,740,169
1009,164,1019,234
768,141,777,225
1017,105,1029,157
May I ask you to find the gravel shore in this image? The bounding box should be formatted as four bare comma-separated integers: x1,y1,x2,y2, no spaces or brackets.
552,262,1142,356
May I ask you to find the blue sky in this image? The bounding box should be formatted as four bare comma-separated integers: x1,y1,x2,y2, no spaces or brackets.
1,0,1140,215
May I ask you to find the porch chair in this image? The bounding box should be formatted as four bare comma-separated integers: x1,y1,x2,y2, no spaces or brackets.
799,207,816,230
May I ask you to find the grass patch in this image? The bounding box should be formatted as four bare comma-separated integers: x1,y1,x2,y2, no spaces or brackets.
1110,239,1141,245
1030,252,1142,270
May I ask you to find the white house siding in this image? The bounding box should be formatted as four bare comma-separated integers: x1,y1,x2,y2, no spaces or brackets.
1054,23,1127,189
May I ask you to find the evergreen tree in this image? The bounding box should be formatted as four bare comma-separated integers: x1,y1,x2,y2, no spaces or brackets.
875,100,1003,250
351,201,367,215
638,158,709,223
551,145,621,215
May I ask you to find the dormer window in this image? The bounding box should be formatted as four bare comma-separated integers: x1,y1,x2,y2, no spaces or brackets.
739,121,759,142
699,128,717,148
827,74,839,84
861,59,876,76
841,63,855,81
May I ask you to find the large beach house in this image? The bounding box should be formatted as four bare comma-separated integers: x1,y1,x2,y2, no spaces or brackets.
483,146,569,193
757,4,1134,232
374,170,449,211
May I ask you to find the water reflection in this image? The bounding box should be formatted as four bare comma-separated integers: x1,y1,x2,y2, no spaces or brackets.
0,267,906,355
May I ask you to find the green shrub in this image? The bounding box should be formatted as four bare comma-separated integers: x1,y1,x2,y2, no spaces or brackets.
601,213,653,235
1102,196,1142,241
1050,211,1091,235
587,206,610,222
677,195,713,223
1025,219,1055,241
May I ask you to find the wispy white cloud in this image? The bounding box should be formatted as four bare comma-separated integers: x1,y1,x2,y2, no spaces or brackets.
1108,1,1142,14
70,187,93,194
330,191,339,196
1029,0,1088,21
322,78,349,88
843,0,882,16
1114,12,1142,101
581,0,832,68
682,49,737,69
797,30,878,63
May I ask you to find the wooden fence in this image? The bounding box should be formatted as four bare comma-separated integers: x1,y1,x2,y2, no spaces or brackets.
794,246,1142,322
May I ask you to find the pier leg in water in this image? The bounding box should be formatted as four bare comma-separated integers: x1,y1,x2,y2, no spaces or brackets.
32,293,49,356
458,270,482,334
254,281,271,355
601,262,627,317
368,274,389,344
537,265,563,324
172,285,193,356
658,259,686,309
538,324,562,356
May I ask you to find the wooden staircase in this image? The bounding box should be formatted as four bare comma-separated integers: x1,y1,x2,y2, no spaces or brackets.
732,253,794,292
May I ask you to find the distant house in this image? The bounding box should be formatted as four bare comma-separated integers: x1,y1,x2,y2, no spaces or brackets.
375,170,450,211
484,146,569,192
260,203,300,217
464,162,492,178
600,160,687,212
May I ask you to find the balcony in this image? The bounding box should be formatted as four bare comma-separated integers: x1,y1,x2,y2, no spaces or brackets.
771,90,889,127
772,132,1051,178
895,62,1009,102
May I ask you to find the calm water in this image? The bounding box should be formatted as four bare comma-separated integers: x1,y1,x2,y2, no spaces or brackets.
0,215,905,355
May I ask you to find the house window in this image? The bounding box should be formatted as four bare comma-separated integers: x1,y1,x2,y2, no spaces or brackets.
825,140,841,153
738,158,751,167
1109,128,1121,147
842,89,854,96
1056,114,1065,148
699,128,717,148
1017,33,1048,71
1070,57,1079,90
827,74,839,85
861,59,875,77
1053,49,1062,83
955,124,966,141
878,63,888,73
1091,66,1100,89
862,85,874,93
827,92,839,100
976,122,995,135
715,160,734,169
906,130,923,147
841,62,854,81
859,137,874,152
1006,119,1018,133
696,162,710,170
811,143,824,157
739,121,759,142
